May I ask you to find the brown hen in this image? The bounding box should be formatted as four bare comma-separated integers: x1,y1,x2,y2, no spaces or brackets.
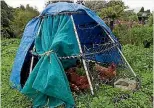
66,67,89,92
95,63,116,80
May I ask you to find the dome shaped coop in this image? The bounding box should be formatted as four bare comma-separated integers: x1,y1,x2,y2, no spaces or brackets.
10,2,140,108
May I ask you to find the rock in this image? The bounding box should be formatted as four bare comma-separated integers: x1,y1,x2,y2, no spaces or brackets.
114,78,137,91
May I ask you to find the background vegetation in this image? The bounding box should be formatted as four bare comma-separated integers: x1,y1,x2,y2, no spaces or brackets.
1,0,153,108
1,1,39,38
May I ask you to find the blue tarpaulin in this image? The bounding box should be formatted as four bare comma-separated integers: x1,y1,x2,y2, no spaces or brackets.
10,2,121,108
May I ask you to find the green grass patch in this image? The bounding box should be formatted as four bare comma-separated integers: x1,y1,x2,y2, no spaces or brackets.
1,39,153,108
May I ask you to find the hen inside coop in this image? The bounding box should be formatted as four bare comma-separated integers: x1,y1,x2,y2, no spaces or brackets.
61,14,139,94
20,14,139,96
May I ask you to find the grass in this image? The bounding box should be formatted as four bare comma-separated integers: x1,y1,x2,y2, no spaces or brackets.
1,39,153,108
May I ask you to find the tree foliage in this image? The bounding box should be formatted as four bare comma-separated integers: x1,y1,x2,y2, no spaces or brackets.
98,0,126,30
137,7,151,18
140,7,144,12
1,1,39,38
100,0,126,20
11,4,39,38
1,1,15,38
120,11,138,21
84,1,107,13
137,7,145,17
147,14,153,26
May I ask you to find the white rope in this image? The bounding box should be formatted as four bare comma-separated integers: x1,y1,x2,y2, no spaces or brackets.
32,50,54,63
37,50,54,56
38,11,83,18
78,24,99,30
31,42,119,60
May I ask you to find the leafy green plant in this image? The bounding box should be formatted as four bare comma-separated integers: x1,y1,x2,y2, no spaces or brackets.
147,15,153,26
113,25,153,45
11,4,39,38
1,39,153,108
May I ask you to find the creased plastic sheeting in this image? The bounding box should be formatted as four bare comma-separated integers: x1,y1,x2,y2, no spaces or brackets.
40,2,119,43
72,13,121,64
10,2,121,91
21,15,79,108
10,18,40,90
40,2,121,63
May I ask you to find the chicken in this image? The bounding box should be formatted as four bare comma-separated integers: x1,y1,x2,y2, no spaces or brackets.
77,76,89,90
95,63,116,80
66,67,79,84
70,83,79,92
66,67,89,92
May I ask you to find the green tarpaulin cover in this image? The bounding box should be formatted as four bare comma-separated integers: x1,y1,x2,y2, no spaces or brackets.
21,15,79,108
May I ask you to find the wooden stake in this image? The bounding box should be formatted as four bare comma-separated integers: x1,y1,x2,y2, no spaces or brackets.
29,18,44,74
104,29,137,77
71,15,94,95
29,46,35,74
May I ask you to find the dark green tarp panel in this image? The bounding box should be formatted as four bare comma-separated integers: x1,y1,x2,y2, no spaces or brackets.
21,15,80,107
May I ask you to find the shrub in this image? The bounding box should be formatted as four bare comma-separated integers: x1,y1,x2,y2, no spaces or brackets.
147,15,153,26
1,1,15,38
113,25,153,45
11,5,39,38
